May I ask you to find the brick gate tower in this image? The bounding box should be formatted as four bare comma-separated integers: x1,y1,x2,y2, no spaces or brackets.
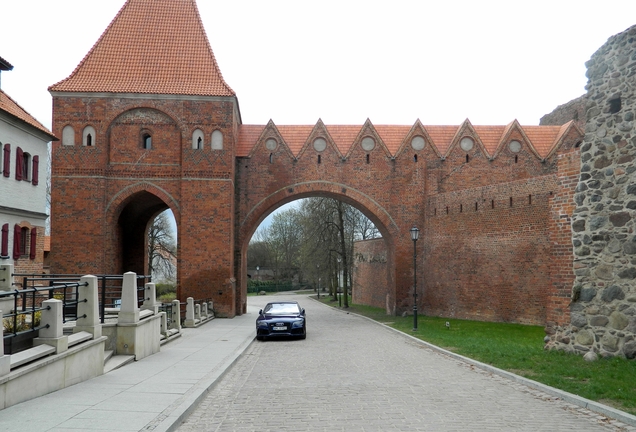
48,0,586,323
49,0,241,315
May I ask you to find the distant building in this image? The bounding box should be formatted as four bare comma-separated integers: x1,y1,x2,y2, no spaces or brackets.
0,55,57,275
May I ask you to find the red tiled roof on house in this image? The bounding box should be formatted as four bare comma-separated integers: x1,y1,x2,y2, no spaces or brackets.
0,90,57,140
49,0,234,97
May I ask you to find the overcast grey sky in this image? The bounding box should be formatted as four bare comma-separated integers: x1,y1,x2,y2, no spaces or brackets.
3,0,636,132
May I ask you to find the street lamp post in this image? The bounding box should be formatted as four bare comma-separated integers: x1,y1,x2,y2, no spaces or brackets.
410,226,419,331
256,266,259,282
316,264,320,299
337,257,341,307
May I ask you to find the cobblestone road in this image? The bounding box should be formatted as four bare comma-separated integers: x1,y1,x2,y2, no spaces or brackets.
177,294,633,431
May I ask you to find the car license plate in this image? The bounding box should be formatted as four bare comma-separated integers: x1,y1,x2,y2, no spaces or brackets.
273,326,287,331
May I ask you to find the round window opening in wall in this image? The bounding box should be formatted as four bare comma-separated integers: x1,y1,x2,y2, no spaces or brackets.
460,137,474,152
361,137,375,151
265,138,278,151
509,140,522,153
313,138,327,152
411,136,425,151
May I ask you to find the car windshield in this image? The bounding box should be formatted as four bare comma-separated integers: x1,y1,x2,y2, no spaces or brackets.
263,303,300,315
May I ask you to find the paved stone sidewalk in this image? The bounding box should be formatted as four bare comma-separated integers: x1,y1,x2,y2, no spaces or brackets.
177,294,636,432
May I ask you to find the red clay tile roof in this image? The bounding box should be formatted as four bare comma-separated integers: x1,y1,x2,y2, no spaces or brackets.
325,125,362,155
522,126,563,158
374,125,412,155
0,90,57,140
237,122,575,160
473,126,506,154
277,126,314,155
49,0,234,97
423,126,459,156
237,125,266,156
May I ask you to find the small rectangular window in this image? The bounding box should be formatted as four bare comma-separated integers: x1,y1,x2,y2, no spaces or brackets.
15,147,23,180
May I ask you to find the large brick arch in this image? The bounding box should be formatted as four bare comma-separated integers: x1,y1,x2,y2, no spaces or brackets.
235,181,399,314
104,182,180,276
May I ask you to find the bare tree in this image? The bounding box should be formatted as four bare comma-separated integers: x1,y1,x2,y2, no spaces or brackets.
147,210,177,282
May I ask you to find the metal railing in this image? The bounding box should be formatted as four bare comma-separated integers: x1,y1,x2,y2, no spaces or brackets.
1,279,89,354
10,273,150,324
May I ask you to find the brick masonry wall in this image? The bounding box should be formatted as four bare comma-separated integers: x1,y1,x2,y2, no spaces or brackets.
352,238,389,310
425,179,555,324
13,224,46,276
50,95,239,316
547,25,636,359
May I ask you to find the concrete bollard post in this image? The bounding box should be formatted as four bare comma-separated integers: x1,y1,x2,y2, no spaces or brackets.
208,301,214,318
0,264,12,291
119,272,140,324
195,304,201,321
0,264,14,316
201,302,208,319
0,309,10,375
75,275,102,338
170,299,181,331
159,311,168,336
184,297,195,327
35,299,68,353
142,282,159,314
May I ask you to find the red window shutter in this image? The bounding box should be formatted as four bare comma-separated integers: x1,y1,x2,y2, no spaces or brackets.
32,155,39,185
30,227,37,260
13,224,21,260
2,143,9,177
15,147,23,181
1,224,8,257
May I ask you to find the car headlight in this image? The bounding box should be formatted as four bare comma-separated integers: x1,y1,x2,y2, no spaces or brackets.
292,320,304,329
257,320,268,328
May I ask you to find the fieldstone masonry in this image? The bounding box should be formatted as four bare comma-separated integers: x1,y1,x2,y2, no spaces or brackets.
546,25,636,359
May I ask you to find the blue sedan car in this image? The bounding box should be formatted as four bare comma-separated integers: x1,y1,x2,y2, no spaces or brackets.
256,301,306,340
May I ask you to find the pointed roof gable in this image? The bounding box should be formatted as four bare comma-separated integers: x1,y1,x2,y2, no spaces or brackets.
49,0,234,97
235,121,580,159
0,90,57,140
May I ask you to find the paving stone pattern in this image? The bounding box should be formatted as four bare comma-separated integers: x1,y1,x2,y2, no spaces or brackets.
177,294,632,431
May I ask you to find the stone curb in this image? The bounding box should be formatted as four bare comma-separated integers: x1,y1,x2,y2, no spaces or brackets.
312,298,636,428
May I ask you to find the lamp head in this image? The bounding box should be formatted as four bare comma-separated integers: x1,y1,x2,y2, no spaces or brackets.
410,226,420,241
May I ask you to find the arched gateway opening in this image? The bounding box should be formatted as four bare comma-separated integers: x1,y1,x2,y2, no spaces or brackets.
236,184,399,316
113,191,169,276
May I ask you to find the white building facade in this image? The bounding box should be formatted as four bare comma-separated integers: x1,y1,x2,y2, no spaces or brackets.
0,56,56,274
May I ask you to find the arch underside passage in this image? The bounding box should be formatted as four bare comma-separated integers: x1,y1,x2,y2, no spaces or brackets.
236,181,399,315
105,183,178,278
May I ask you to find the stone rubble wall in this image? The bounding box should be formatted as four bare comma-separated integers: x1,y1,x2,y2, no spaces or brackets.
546,25,636,359
540,94,587,131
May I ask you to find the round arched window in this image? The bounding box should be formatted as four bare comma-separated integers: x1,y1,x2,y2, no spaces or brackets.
411,136,425,151
361,137,375,151
460,137,474,152
265,138,278,150
313,138,327,152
